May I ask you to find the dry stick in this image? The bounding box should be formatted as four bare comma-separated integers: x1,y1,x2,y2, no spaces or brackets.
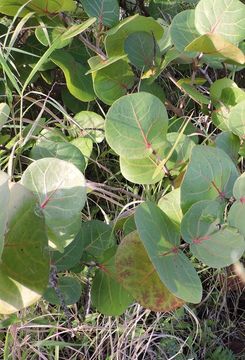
14,95,104,134
88,182,124,201
87,181,142,200
165,99,184,118
80,266,93,321
88,191,125,208
198,67,213,85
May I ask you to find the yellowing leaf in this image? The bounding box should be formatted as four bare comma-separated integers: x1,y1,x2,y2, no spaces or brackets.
185,33,245,65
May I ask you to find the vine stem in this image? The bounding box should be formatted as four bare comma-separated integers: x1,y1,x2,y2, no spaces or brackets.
49,267,72,327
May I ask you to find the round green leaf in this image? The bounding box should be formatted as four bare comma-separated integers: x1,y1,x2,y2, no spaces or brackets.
21,158,87,252
105,92,168,159
92,252,133,316
0,103,10,131
105,14,164,57
82,0,119,27
221,87,245,106
124,31,160,70
135,202,202,303
44,277,82,306
170,10,199,54
70,137,93,166
30,140,86,172
181,200,234,264
73,111,105,143
181,146,239,213
195,0,245,44
90,59,135,105
210,78,238,103
0,183,49,314
182,200,245,268
116,232,184,312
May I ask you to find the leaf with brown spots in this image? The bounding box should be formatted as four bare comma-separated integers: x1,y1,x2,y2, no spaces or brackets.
115,232,184,312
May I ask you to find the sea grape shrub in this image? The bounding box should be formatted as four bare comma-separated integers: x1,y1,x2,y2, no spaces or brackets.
0,0,244,315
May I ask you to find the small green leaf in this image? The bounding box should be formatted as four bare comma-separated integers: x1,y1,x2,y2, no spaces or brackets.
135,202,202,303
70,137,93,166
221,87,245,106
124,31,160,70
35,21,70,49
105,92,168,159
21,158,87,252
116,232,184,312
181,146,239,213
180,200,244,268
210,78,238,103
23,18,95,91
73,111,105,143
89,58,135,105
123,216,136,236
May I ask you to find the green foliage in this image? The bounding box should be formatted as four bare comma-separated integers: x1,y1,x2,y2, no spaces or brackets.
0,0,244,320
